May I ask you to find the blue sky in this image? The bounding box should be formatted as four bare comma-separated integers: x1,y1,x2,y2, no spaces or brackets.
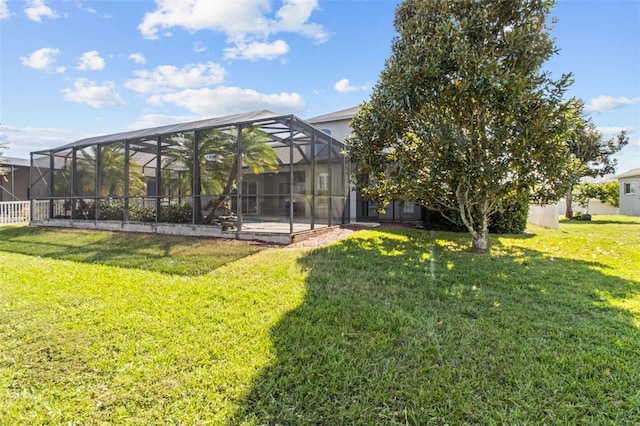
1,0,638,174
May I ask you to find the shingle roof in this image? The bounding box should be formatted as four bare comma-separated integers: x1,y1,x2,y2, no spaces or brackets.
307,106,360,124
0,156,30,167
614,167,640,179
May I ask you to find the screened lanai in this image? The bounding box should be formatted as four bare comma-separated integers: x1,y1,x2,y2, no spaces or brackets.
30,111,349,243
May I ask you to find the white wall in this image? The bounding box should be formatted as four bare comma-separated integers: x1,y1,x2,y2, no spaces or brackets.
312,119,353,142
528,204,559,230
558,198,619,216
619,176,640,216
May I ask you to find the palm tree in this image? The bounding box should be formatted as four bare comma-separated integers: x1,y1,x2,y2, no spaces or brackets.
165,126,279,224
164,129,234,222
77,144,146,198
202,126,279,224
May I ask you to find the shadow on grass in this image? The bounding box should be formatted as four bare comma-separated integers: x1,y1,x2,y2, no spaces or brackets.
559,218,640,226
231,228,639,424
0,226,263,276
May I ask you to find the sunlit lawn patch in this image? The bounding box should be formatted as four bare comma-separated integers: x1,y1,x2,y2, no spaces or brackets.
1,217,639,424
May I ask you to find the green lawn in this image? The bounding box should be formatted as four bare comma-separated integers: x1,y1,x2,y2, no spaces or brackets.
1,217,639,424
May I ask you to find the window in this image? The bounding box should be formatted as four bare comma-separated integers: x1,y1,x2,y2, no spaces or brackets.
624,182,634,195
402,201,415,214
317,173,329,191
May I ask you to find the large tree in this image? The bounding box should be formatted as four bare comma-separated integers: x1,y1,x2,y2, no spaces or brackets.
563,106,628,218
348,0,576,253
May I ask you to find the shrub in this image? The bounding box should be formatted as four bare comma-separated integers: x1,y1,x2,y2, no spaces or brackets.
159,204,193,224
129,205,156,222
75,200,96,220
72,201,193,223
99,200,125,221
422,208,466,232
489,194,529,234
422,194,529,234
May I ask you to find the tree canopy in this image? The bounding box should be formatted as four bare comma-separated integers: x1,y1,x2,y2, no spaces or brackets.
348,0,577,252
574,181,620,214
563,105,628,218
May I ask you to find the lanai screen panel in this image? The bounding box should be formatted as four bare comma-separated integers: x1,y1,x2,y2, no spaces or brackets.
30,153,51,199
74,144,97,220
128,138,159,221
195,126,242,225
52,148,72,218
234,121,297,229
30,152,52,221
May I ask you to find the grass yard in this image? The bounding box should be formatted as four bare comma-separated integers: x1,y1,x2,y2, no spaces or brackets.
1,216,639,424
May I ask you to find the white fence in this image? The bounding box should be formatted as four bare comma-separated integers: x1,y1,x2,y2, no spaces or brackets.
528,203,559,230
31,199,57,221
0,201,30,225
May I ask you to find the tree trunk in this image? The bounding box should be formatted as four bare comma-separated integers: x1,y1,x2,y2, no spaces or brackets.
203,165,237,224
565,189,573,219
455,185,490,254
471,229,489,253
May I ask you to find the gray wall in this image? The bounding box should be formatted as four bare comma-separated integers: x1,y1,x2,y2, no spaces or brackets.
0,167,30,201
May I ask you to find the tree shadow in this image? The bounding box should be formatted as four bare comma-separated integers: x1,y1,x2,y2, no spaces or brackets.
559,218,640,226
0,226,263,276
230,228,639,424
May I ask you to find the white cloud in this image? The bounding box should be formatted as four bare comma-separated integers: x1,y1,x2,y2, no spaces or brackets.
128,52,146,64
597,126,634,136
76,2,110,18
153,86,305,116
76,2,96,14
333,78,367,94
63,79,126,108
125,62,226,94
224,39,289,61
138,0,270,40
1,124,71,134
271,0,330,42
585,96,640,113
20,47,64,72
128,114,198,130
76,51,106,71
0,124,74,157
193,41,207,53
1,0,11,20
138,0,328,61
24,0,59,23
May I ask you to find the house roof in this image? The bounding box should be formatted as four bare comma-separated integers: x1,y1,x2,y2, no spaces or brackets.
0,156,30,168
614,167,640,179
307,106,360,124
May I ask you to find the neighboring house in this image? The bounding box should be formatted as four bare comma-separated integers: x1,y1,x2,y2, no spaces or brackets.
308,106,423,223
0,156,31,201
616,167,640,216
